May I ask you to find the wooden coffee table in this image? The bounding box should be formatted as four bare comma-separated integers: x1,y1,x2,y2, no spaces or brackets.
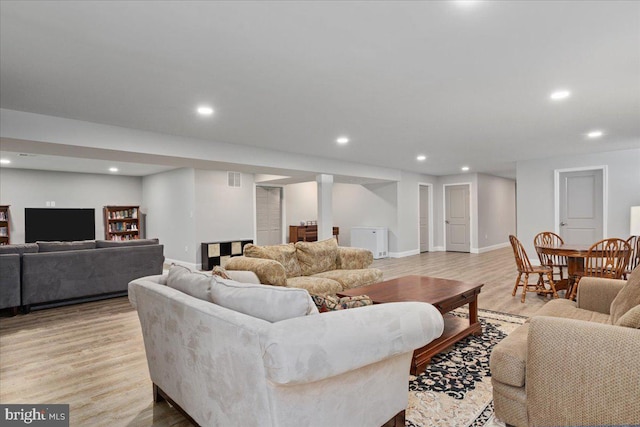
338,275,483,375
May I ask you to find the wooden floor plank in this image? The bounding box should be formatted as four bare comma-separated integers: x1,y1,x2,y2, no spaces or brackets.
0,247,553,426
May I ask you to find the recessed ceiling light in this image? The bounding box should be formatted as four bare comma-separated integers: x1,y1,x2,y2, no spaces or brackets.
461,166,470,171
550,90,571,101
454,0,481,7
416,155,427,161
586,130,604,139
0,159,11,164
197,105,214,116
336,136,349,144
109,167,119,172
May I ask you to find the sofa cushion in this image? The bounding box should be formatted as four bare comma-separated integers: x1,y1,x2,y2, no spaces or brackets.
167,265,214,301
530,298,611,324
313,268,383,290
0,243,38,255
615,304,640,329
489,323,530,387
610,266,640,324
95,238,159,248
208,277,318,322
244,243,302,278
295,238,338,276
37,240,96,252
285,276,343,296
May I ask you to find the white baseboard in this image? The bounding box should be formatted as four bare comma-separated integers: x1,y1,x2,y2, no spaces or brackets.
164,258,199,271
475,242,511,254
389,249,420,258
432,246,446,252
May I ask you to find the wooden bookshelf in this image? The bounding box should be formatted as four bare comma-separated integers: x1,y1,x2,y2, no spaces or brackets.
0,205,10,245
103,206,140,241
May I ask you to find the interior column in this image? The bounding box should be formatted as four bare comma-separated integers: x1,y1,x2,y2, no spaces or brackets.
316,174,334,241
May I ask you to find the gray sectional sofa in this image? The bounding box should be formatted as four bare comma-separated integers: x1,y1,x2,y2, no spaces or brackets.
0,239,164,313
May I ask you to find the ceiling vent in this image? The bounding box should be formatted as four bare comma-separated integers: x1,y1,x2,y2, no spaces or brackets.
228,171,241,188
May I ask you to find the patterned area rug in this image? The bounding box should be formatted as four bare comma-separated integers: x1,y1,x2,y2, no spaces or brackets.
406,308,526,427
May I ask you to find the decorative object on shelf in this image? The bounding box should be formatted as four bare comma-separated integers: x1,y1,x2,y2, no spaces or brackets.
200,239,253,270
0,205,10,245
103,206,141,241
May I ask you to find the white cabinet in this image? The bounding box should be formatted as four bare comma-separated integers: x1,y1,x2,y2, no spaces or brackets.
350,227,388,259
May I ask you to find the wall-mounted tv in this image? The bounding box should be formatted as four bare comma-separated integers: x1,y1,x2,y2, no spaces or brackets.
25,208,96,243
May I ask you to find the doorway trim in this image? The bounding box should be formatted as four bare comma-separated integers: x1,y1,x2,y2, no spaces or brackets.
418,182,434,253
553,165,608,238
442,182,473,253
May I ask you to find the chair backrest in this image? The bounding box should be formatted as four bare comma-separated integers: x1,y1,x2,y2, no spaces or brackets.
534,231,566,266
626,235,640,272
509,235,534,273
585,238,631,279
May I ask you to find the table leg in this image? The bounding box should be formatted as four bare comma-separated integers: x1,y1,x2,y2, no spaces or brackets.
469,297,481,336
565,257,585,299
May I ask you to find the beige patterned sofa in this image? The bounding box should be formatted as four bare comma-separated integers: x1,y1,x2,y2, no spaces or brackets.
224,238,383,296
490,268,640,427
129,266,445,426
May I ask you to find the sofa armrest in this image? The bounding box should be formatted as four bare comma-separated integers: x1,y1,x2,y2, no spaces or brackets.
224,256,287,287
225,270,261,284
576,277,626,314
262,302,444,385
527,316,640,426
336,247,374,269
128,274,167,309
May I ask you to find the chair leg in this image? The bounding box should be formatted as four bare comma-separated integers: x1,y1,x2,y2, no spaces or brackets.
569,277,580,301
521,273,529,303
512,272,522,297
546,272,558,298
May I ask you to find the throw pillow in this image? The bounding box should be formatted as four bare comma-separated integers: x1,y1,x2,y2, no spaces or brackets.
0,243,38,255
295,237,339,276
208,277,318,322
167,264,214,301
243,243,302,278
311,294,373,313
610,266,640,324
615,304,640,329
211,265,231,279
37,240,96,252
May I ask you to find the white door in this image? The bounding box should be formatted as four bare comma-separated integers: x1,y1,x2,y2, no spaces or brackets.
420,185,429,252
559,169,603,245
445,184,470,253
256,186,282,246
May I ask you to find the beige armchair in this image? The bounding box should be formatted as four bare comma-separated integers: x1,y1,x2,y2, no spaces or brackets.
490,271,640,426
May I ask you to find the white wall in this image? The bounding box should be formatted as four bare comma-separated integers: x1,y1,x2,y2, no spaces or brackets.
333,182,397,247
142,168,196,264
0,168,142,243
194,169,254,263
516,148,640,257
285,182,318,232
477,173,516,251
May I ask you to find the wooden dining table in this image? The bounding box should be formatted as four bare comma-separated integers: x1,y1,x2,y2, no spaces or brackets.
535,243,593,298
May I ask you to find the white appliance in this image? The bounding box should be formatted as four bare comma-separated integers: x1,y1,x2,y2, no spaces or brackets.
350,227,388,259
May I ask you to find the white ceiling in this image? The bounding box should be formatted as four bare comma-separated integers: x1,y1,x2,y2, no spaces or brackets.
1,1,639,179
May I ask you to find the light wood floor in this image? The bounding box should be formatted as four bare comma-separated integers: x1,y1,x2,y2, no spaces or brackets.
0,247,556,426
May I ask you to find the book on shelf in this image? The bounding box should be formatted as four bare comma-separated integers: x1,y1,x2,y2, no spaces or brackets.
0,227,7,236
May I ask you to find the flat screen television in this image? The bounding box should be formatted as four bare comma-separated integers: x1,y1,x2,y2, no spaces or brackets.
25,208,96,243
